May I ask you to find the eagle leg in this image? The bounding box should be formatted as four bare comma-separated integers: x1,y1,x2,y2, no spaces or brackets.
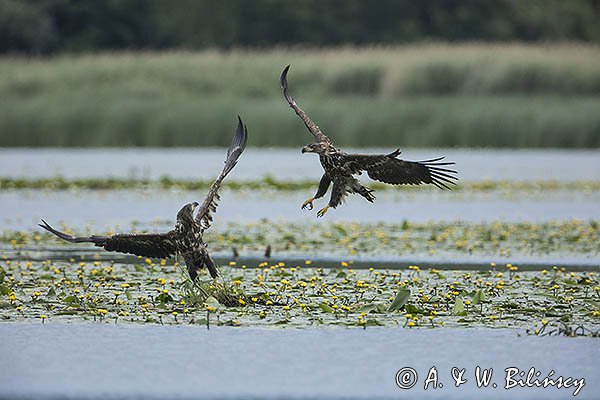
303,174,331,210
301,197,315,210
316,205,330,218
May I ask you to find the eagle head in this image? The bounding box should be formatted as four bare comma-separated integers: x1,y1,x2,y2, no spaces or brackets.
302,142,330,155
176,202,199,226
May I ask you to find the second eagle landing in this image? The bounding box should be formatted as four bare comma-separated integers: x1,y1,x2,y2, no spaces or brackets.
280,65,458,217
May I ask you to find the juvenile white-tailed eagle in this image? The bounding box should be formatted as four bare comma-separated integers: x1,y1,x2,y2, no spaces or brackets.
39,116,248,280
280,65,458,217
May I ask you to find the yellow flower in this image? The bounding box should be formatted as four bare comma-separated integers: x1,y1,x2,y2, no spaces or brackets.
283,305,290,310
120,283,130,288
238,298,246,306
97,309,108,315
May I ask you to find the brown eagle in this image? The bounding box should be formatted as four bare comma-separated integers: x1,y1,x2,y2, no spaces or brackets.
280,65,458,217
39,116,248,280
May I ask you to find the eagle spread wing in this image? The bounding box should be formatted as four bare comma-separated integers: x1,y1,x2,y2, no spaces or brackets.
38,219,177,259
343,149,458,190
280,65,333,145
195,115,248,231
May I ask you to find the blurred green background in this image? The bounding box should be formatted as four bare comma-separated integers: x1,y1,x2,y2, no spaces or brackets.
1,0,599,148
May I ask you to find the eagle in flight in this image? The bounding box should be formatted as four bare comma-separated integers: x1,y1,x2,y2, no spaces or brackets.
280,65,458,217
39,116,248,280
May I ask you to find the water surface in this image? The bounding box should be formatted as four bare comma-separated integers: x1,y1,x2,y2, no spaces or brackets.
1,323,596,400
2,189,598,231
2,148,599,181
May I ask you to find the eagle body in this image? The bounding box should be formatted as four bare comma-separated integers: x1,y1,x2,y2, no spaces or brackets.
40,116,248,280
281,65,458,217
174,203,217,280
317,150,376,209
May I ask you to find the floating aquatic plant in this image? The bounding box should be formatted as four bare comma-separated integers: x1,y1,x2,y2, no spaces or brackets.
0,256,598,335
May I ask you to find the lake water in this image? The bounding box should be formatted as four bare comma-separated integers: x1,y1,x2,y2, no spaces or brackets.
1,323,597,400
2,149,599,400
2,147,599,181
1,148,599,231
1,189,599,232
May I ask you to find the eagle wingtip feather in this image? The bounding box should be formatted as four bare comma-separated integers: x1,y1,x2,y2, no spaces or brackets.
280,65,290,89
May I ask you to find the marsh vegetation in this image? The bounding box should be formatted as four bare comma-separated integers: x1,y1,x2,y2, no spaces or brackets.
1,44,599,147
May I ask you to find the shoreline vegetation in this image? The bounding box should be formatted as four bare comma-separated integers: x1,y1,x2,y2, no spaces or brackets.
1,44,599,148
1,176,598,192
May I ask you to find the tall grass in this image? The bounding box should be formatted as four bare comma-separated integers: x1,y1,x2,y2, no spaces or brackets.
1,43,599,147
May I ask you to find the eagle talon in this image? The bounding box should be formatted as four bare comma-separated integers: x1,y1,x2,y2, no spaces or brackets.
316,206,330,218
301,197,315,210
